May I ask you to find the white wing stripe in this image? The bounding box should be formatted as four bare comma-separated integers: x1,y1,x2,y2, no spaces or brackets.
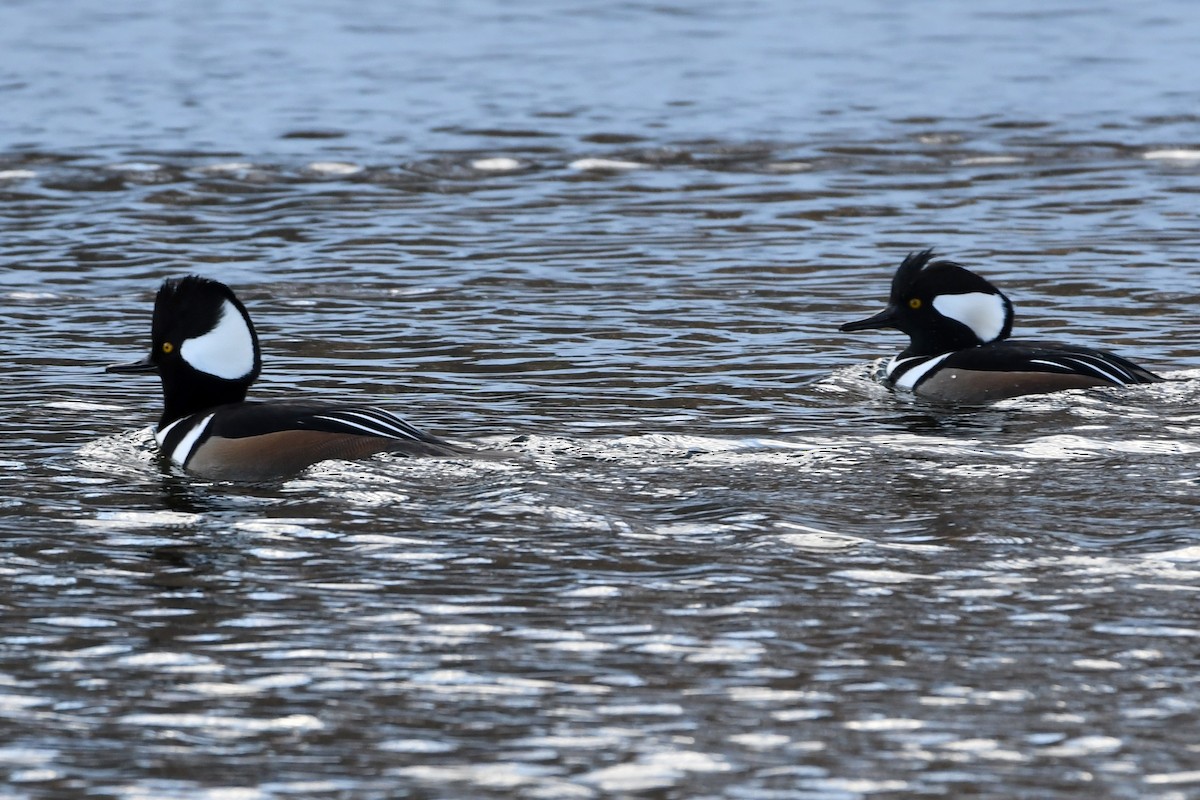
1028,359,1071,371
1027,355,1139,384
311,410,423,441
340,408,424,439
1053,355,1127,384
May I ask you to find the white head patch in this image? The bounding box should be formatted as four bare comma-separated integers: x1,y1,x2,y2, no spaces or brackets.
179,300,256,380
932,291,1008,343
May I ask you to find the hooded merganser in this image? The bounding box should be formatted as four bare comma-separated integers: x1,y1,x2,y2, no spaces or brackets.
107,276,468,481
840,249,1163,404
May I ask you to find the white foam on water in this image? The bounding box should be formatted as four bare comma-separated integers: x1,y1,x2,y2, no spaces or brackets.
1144,149,1200,161
568,158,646,171
307,161,363,175
471,157,522,171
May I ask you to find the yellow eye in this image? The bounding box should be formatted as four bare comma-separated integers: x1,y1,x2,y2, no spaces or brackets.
908,298,922,309
161,342,175,354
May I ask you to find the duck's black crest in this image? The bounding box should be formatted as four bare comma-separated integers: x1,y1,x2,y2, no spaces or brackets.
152,276,255,348
890,248,938,299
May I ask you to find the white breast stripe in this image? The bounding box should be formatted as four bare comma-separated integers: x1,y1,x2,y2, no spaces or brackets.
154,417,184,448
889,352,953,390
167,413,215,467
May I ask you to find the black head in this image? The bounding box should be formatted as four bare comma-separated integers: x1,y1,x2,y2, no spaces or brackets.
108,276,262,426
840,249,1014,356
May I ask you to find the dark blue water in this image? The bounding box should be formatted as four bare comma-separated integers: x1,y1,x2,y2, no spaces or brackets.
3,1,1200,798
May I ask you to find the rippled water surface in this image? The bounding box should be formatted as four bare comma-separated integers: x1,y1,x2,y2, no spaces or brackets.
4,1,1200,798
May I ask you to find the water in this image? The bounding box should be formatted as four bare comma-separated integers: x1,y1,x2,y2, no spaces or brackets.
4,0,1200,797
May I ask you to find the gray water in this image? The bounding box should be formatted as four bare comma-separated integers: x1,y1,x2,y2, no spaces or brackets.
4,1,1200,798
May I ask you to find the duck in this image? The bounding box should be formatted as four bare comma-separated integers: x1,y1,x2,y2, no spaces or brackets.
107,275,469,481
839,249,1162,404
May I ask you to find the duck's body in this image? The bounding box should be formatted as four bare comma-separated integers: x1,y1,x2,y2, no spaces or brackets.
109,276,467,481
841,250,1162,404
152,401,465,483
883,338,1160,405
